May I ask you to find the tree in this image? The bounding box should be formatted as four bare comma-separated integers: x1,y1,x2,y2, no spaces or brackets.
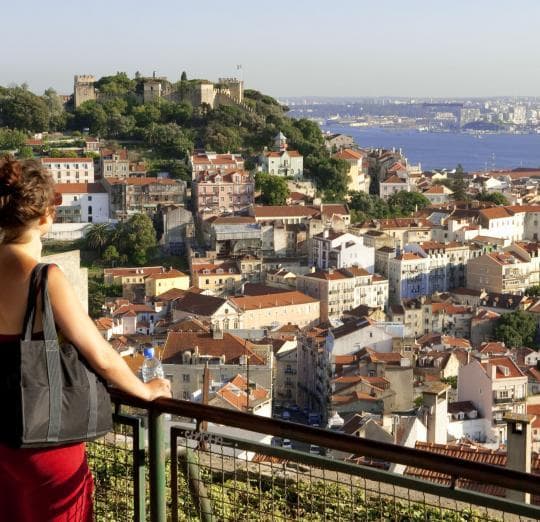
84,223,112,255
476,191,509,206
387,191,430,215
18,146,34,159
525,285,540,298
0,128,27,150
144,123,193,158
112,214,157,265
102,245,120,266
73,101,107,135
255,173,290,205
181,71,188,81
0,87,50,131
494,310,539,349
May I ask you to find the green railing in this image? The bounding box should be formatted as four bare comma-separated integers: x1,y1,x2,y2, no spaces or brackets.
87,389,540,521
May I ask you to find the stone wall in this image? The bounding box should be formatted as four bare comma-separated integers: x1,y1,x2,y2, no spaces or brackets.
42,250,88,313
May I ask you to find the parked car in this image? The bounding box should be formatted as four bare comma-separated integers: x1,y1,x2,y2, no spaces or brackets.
282,439,292,449
309,444,321,455
282,410,291,421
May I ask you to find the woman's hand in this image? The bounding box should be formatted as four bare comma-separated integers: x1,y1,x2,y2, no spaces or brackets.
144,378,172,401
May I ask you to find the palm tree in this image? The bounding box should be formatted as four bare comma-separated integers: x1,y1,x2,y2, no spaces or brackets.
84,223,111,255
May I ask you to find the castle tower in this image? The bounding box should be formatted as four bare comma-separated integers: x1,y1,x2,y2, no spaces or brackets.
74,75,96,108
218,78,244,102
274,131,288,152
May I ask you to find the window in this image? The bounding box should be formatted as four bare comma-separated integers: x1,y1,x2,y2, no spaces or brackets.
88,206,92,214
88,196,92,201
182,374,190,383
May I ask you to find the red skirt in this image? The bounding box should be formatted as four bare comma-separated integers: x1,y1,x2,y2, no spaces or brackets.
0,442,93,522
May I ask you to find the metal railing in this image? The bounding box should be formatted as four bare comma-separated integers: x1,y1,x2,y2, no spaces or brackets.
87,388,540,521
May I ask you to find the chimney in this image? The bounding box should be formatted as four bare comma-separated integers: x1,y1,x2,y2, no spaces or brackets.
323,229,329,239
504,413,535,504
422,384,449,444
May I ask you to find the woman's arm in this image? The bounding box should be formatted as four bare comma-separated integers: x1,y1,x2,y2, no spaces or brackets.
47,265,171,401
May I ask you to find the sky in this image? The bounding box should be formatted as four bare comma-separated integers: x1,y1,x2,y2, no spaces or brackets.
3,0,540,98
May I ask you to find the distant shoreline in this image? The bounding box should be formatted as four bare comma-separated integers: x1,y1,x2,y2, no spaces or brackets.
322,123,540,172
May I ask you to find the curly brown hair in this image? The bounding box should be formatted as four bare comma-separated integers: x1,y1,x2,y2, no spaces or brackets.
0,156,56,244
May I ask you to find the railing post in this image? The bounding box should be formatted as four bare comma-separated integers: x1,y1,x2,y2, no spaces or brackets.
149,408,167,522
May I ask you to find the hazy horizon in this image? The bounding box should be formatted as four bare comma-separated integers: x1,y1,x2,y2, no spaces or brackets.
3,0,540,99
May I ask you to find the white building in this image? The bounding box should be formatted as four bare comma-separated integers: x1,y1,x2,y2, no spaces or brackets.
457,357,527,444
42,157,95,184
423,185,454,204
387,252,431,303
189,151,244,178
297,267,388,322
260,132,303,179
379,175,412,200
54,183,109,224
311,231,375,272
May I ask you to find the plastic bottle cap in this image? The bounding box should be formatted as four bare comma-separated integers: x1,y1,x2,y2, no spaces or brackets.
143,347,155,358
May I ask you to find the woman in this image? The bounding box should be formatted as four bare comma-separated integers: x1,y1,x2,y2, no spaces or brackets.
0,156,171,521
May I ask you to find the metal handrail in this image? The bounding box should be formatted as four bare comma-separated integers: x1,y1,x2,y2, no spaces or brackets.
109,388,540,497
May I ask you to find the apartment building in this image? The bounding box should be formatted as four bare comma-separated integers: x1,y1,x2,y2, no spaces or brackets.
388,252,431,302
100,148,129,179
310,231,375,272
405,241,470,291
54,182,109,224
144,269,190,298
458,357,527,444
189,151,244,178
192,170,254,218
296,267,388,322
105,177,186,219
466,251,531,294
191,261,243,295
230,290,320,329
161,330,272,400
41,157,94,184
422,185,454,204
332,148,369,193
379,175,412,200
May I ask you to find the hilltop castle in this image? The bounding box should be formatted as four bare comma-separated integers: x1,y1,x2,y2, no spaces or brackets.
73,73,248,111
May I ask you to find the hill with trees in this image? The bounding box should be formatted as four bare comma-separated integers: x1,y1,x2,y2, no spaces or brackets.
0,74,350,198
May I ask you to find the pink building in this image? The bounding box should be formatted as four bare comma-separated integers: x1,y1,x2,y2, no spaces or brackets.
193,170,254,218
189,152,244,179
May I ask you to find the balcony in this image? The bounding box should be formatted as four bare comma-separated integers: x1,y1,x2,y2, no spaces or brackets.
88,388,540,521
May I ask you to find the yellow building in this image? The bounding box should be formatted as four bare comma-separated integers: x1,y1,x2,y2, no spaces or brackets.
191,261,243,295
333,149,369,193
230,290,320,329
144,269,190,298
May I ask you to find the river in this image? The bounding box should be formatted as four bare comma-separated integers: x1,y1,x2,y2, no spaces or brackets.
322,123,540,172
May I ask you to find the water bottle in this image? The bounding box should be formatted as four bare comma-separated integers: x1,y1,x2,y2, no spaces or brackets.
141,347,164,383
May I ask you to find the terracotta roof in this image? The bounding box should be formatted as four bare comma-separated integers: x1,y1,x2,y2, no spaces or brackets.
42,157,93,163
173,292,229,316
447,401,478,415
106,177,178,186
146,270,188,281
303,266,371,281
95,317,113,330
104,266,165,278
54,182,106,194
406,441,540,497
479,207,513,220
382,175,407,184
112,304,154,317
480,357,526,380
101,147,128,160
168,317,210,333
331,391,380,404
333,148,364,160
321,204,349,218
253,205,319,219
163,332,264,365
424,185,453,195
263,150,302,158
394,253,424,261
230,291,317,311
478,342,507,354
191,262,240,276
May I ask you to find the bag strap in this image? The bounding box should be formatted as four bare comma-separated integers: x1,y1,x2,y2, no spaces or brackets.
39,265,60,342
21,264,48,341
